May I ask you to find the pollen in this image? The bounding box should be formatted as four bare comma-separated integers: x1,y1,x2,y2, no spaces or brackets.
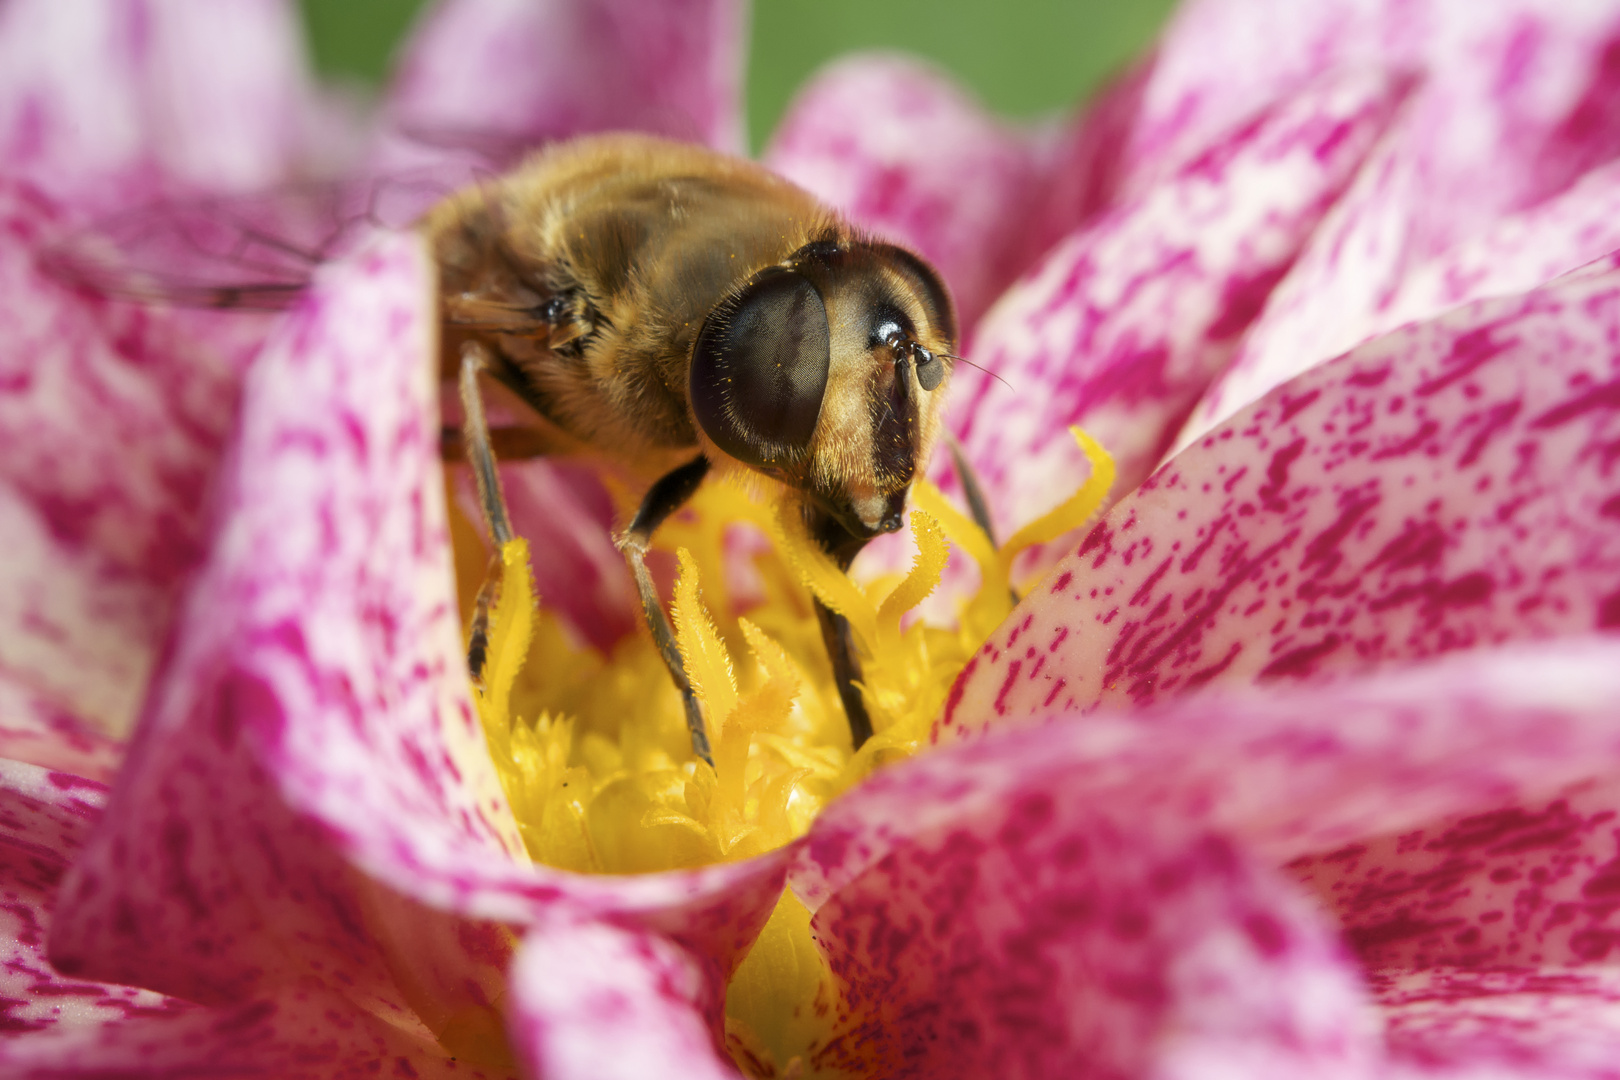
457,426,1113,1076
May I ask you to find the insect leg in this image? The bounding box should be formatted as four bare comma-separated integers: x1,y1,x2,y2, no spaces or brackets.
617,455,715,765
805,507,877,751
459,343,517,687
946,431,1020,606
945,431,998,547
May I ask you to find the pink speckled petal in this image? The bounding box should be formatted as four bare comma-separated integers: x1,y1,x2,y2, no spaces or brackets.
763,54,1045,329
945,255,1620,728
0,0,320,209
1378,967,1620,1076
0,179,250,743
1167,2,1620,448
798,764,1377,1077
1295,779,1620,974
816,638,1620,915
0,758,485,1078
1381,158,1620,346
952,69,1403,542
1134,0,1620,204
385,0,747,162
508,917,737,1080
49,230,787,1013
0,683,122,785
803,639,1620,1075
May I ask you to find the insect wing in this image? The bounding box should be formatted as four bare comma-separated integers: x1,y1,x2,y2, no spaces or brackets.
39,171,467,310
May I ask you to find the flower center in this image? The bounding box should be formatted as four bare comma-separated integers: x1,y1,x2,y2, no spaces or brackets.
456,429,1112,1075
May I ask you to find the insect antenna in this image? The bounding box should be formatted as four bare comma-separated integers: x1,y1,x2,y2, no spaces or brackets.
939,352,1014,392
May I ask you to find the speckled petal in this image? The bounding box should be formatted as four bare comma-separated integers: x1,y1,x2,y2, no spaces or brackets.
945,256,1620,728
1133,0,1620,204
0,758,481,1079
1382,158,1620,345
0,0,320,209
951,69,1402,551
1166,0,1620,448
795,758,1379,1077
385,0,747,160
1378,967,1620,1075
0,179,249,743
508,917,738,1080
48,230,787,1014
802,639,1620,1076
763,54,1046,329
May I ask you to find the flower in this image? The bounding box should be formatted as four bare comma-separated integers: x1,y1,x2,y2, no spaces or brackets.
7,1,1620,1079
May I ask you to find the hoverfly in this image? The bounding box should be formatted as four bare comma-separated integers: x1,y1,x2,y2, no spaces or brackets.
47,133,962,763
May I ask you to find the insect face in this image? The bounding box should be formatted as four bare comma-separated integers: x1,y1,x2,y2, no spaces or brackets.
689,238,957,543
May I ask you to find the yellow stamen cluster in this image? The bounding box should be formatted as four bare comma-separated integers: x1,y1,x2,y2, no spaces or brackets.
461,429,1113,1077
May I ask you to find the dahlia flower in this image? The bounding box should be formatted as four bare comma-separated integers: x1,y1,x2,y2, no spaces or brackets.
5,1,1620,1078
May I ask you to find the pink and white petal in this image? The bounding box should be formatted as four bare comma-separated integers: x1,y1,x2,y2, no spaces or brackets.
0,682,122,785
1132,0,1620,201
0,757,189,1036
383,0,747,168
0,759,474,1078
1383,158,1620,339
1170,4,1620,449
801,790,1378,1077
763,54,1045,329
49,230,788,1010
0,179,254,741
1294,777,1620,973
803,639,1620,1076
813,638,1620,911
0,983,485,1079
945,255,1620,729
508,917,738,1080
951,68,1403,545
1377,967,1620,1077
1031,58,1156,252
0,0,320,209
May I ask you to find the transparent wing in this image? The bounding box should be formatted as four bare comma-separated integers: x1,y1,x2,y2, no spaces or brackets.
39,169,476,310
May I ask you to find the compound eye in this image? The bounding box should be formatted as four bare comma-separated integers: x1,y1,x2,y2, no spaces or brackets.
690,268,830,469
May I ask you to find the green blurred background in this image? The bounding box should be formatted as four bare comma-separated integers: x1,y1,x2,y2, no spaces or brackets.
298,0,1178,152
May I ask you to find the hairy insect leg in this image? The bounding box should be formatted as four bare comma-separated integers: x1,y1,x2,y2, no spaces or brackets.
459,343,517,686
618,455,715,766
806,508,878,751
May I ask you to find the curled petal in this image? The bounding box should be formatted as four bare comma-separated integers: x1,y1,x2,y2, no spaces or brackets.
946,256,1620,726
816,639,1620,908
764,54,1045,328
0,0,320,208
803,638,1620,1075
952,69,1403,542
386,0,748,160
509,917,738,1080
49,232,787,1011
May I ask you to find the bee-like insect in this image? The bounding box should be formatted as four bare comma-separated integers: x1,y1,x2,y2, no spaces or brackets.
46,133,961,762
428,134,958,761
